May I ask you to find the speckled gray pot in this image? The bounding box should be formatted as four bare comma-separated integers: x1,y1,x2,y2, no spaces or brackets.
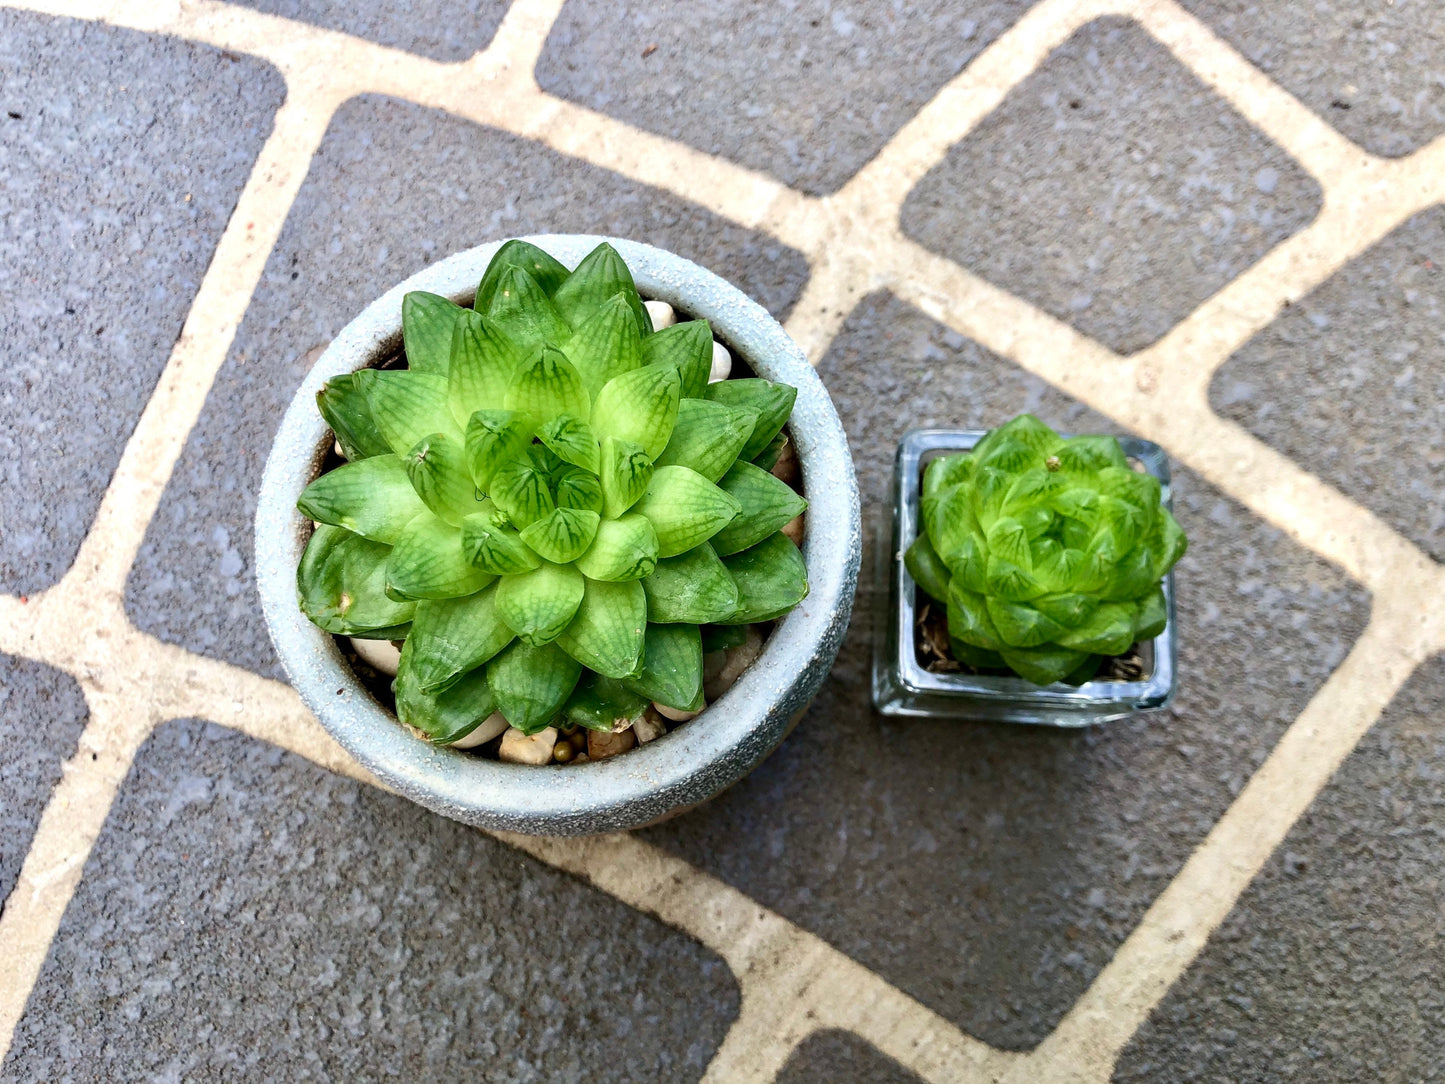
256,235,861,836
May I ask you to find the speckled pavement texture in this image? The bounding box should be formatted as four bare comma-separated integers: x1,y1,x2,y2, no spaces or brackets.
5,0,1444,1080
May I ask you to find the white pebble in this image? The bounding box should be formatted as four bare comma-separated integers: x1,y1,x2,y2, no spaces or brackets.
498,726,558,765
653,700,702,723
644,299,676,330
349,637,400,677
708,341,732,383
634,710,667,744
448,711,508,749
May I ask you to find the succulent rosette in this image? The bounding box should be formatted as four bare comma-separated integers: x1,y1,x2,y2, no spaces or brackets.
904,414,1186,686
295,241,808,745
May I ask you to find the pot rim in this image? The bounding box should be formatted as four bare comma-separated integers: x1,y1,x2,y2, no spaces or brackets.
255,235,860,834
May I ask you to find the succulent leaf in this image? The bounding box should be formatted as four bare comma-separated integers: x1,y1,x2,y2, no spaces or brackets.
574,515,659,582
495,561,585,645
395,650,498,745
704,379,797,461
591,365,681,460
485,266,571,347
641,320,712,398
710,461,807,555
385,512,496,600
406,585,514,691
632,465,743,558
537,414,601,474
461,504,542,575
448,309,527,426
401,291,466,375
505,344,590,423
406,432,482,526
317,373,391,461
718,532,807,623
519,507,600,564
599,437,654,519
554,467,605,514
551,242,651,333
655,399,757,483
464,409,533,492
297,454,428,544
359,370,461,455
489,458,556,530
563,672,649,732
487,640,581,735
641,544,739,624
555,578,646,678
564,293,644,398
623,624,705,712
912,415,1185,685
475,240,570,312
297,524,417,634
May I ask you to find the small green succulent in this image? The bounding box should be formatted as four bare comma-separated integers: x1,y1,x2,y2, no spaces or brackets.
904,414,1185,686
296,240,808,745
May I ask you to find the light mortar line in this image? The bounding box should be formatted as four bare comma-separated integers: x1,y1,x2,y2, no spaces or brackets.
1012,595,1438,1082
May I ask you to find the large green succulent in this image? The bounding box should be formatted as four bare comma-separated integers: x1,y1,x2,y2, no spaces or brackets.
297,241,808,744
904,414,1186,686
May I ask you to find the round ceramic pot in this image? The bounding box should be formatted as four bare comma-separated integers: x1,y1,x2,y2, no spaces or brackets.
256,235,861,835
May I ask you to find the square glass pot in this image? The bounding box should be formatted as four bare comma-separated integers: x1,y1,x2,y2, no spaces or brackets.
871,428,1178,726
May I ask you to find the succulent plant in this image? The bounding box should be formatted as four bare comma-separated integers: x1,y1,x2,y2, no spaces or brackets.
296,241,808,746
904,414,1185,686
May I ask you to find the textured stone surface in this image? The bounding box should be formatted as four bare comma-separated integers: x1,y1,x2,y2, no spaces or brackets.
536,0,1033,196
901,17,1321,355
229,0,509,63
125,94,809,679
1212,205,1445,562
776,1030,926,1084
0,12,285,595
4,720,739,1081
1180,0,1445,158
1116,655,1445,1083
644,292,1371,1050
0,655,88,911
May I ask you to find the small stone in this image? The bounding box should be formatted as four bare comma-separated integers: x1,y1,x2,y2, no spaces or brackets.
553,741,574,763
770,437,799,485
653,700,701,723
643,299,676,329
573,753,590,764
708,340,732,383
781,514,804,546
587,727,636,759
349,637,400,677
633,709,667,743
448,711,508,749
498,726,557,765
704,626,765,700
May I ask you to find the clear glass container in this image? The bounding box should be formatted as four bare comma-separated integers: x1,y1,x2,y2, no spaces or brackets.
872,428,1178,726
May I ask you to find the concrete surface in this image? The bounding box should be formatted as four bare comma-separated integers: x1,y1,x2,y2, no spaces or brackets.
901,17,1321,354
229,0,509,62
776,1030,927,1084
0,12,284,595
3,720,739,1082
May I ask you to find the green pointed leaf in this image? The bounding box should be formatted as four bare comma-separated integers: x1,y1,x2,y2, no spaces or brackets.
654,399,757,483
709,460,807,555
623,624,704,712
701,624,748,653
552,242,650,333
903,534,952,604
448,308,527,426
1054,600,1136,655
402,291,466,375
751,431,787,472
599,437,654,519
555,468,604,514
406,585,515,691
946,579,1003,652
488,458,555,529
998,644,1092,686
297,524,416,634
555,578,646,679
719,532,807,623
464,409,533,492
592,365,680,460
357,369,460,455
487,640,581,735
641,543,739,624
495,562,585,645
985,596,1067,648
536,414,600,473
641,320,712,399
574,514,658,581
633,465,742,557
504,345,590,422
563,673,649,732
461,503,542,575
1134,586,1169,641
297,455,427,544
563,293,643,398
922,451,974,499
704,378,797,461
951,639,1007,670
406,432,484,526
519,507,600,564
476,240,570,311
317,373,391,460
385,512,495,600
1153,508,1187,579
484,266,571,347
1056,433,1129,473
395,649,498,745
